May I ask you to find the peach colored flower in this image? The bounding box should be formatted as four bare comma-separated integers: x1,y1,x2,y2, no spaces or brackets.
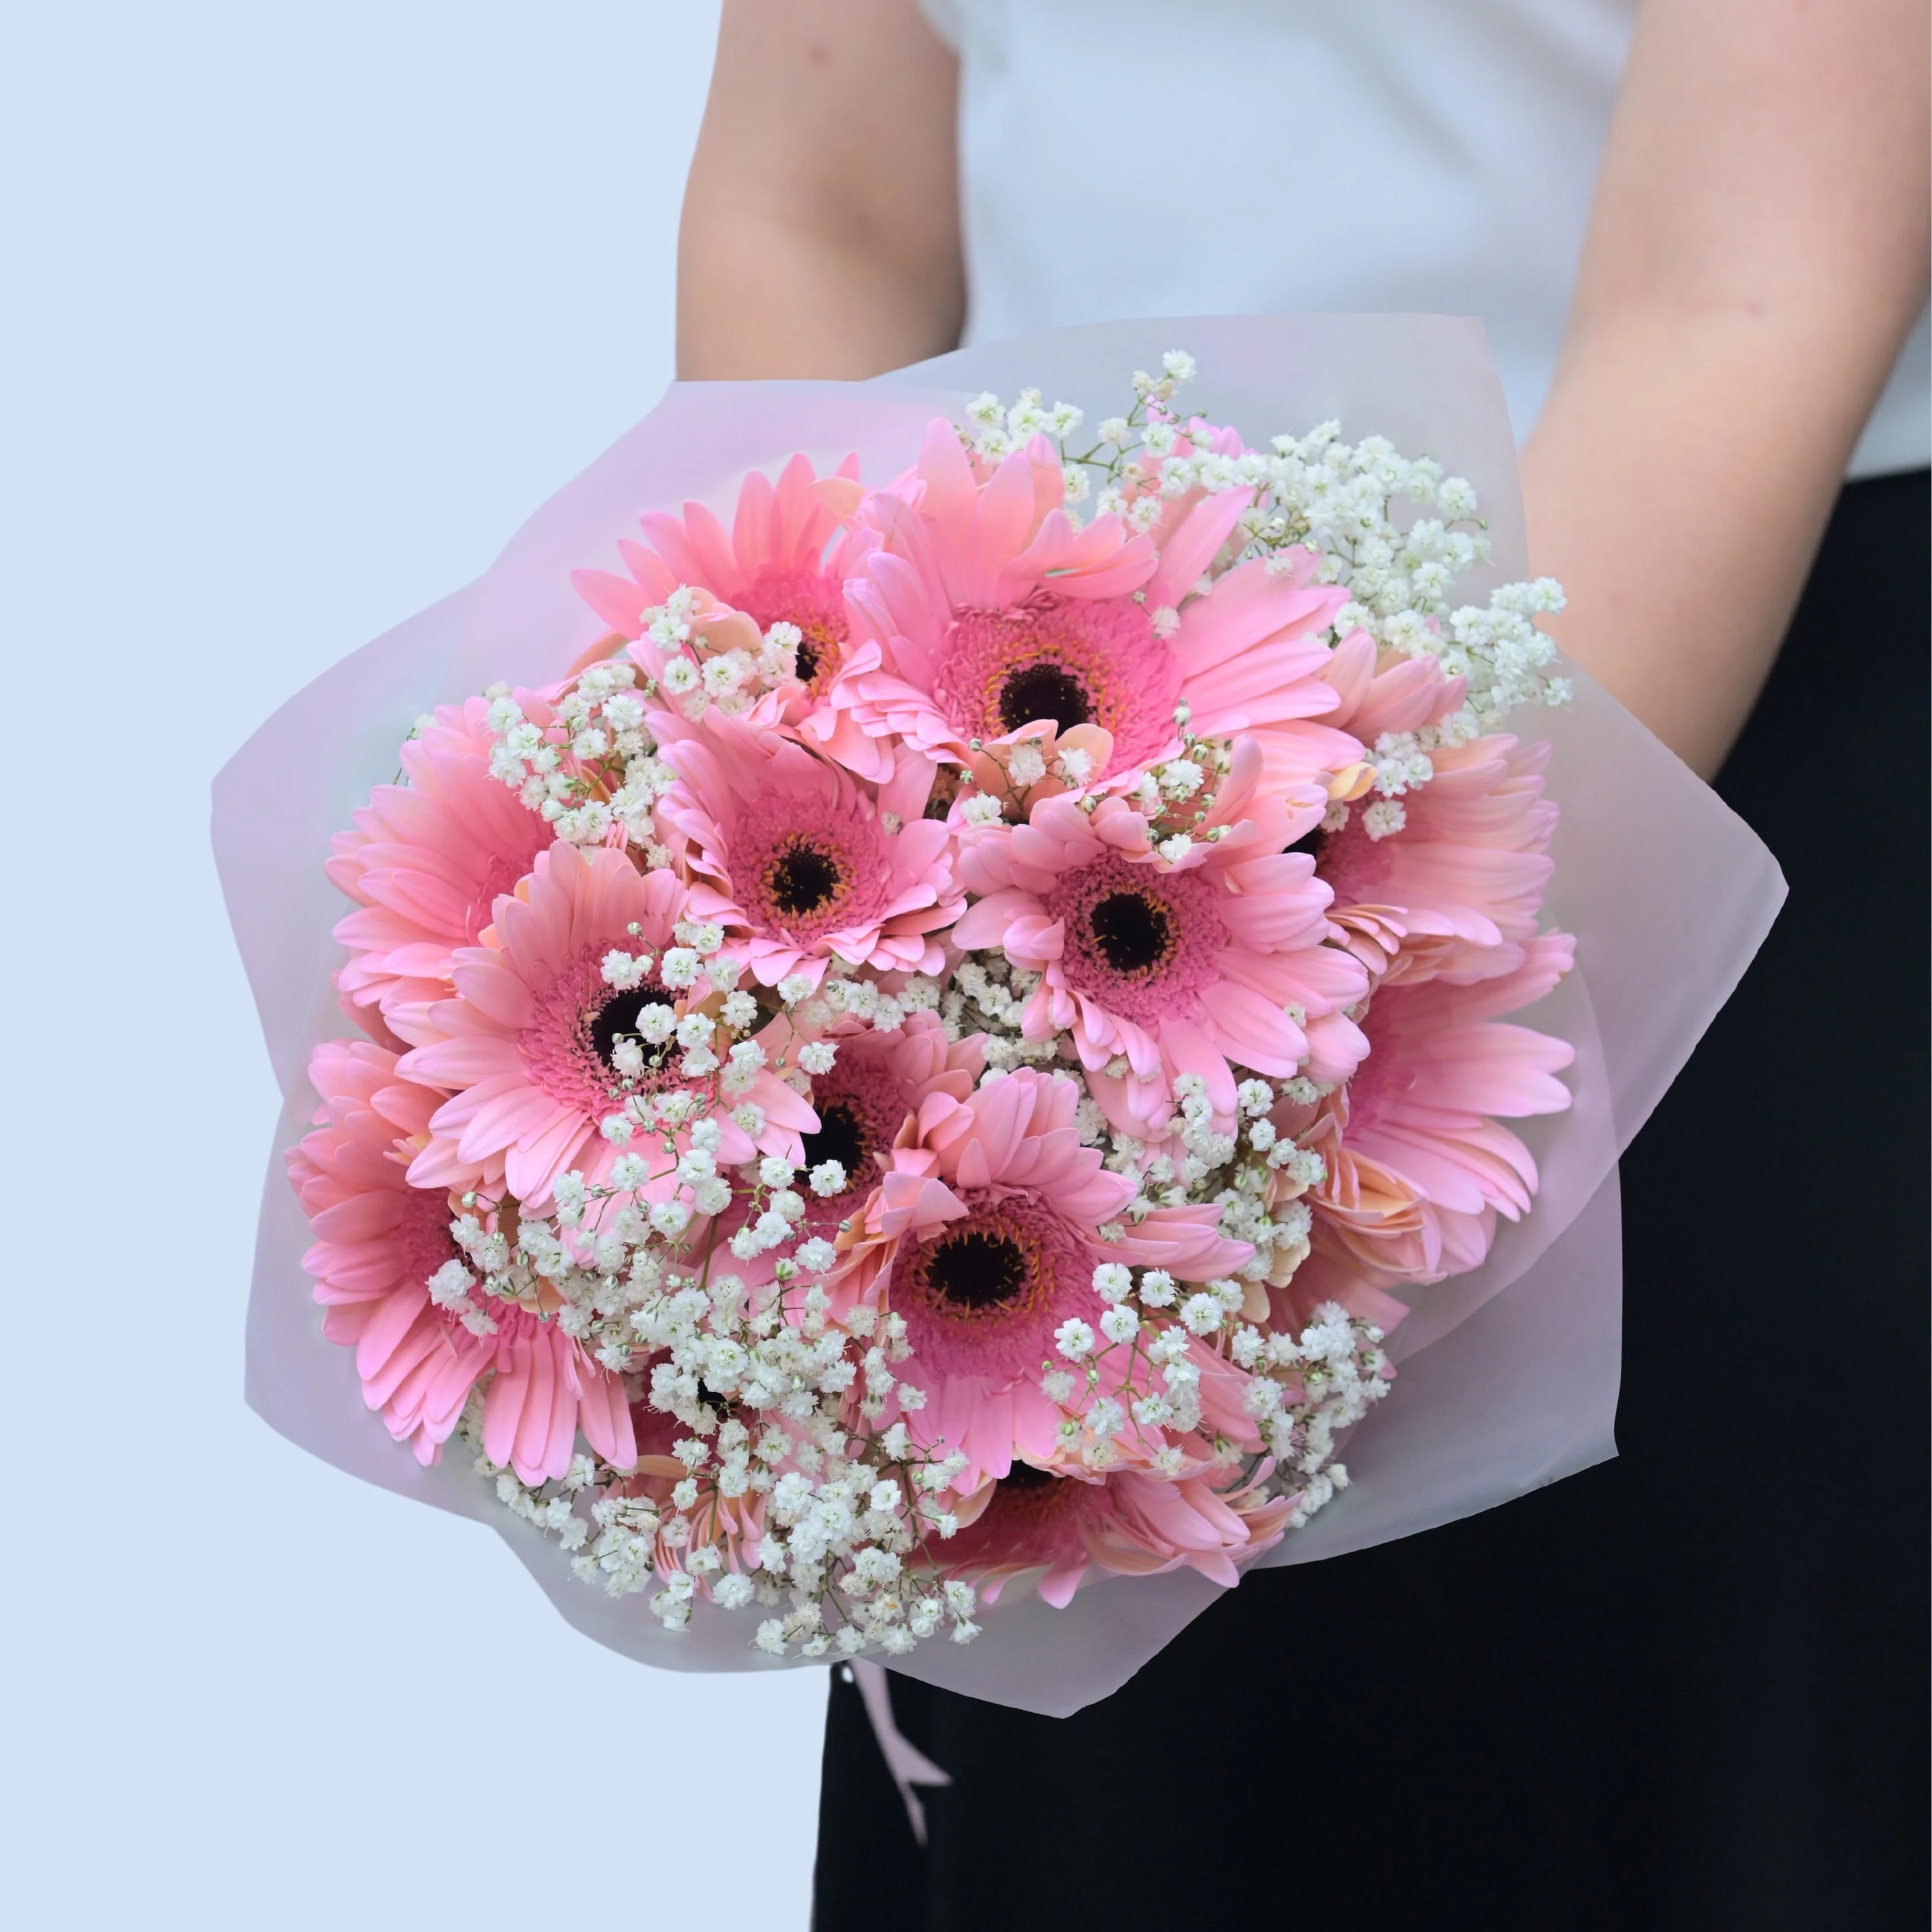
1315,629,1556,988
1274,934,1575,1327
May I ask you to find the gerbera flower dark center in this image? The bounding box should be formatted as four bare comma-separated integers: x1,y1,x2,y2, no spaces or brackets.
1089,890,1175,975
999,661,1092,732
590,987,676,1070
766,839,845,918
792,624,833,686
990,1455,1076,1526
923,1230,1031,1309
999,1461,1056,1492
800,1100,868,1187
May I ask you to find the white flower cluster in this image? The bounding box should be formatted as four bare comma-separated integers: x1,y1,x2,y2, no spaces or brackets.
480,659,678,860
1206,415,1570,734
473,590,827,866
1038,1246,1389,1515
967,356,1570,749
454,1183,985,1656
964,384,1087,477
1231,1299,1389,1528
646,588,816,724
471,1289,987,1653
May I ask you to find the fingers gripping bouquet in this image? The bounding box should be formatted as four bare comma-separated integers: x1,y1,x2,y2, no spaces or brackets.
289,351,1581,1663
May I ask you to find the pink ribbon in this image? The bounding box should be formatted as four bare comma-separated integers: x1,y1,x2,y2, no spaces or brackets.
852,1658,952,1844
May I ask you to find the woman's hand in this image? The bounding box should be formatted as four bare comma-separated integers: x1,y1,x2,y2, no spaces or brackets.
677,0,964,380
1523,0,1929,776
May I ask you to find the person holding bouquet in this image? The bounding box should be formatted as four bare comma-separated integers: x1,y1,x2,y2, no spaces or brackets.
677,2,1930,1923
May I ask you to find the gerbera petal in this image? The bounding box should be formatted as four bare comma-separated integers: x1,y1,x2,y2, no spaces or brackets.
1144,487,1255,610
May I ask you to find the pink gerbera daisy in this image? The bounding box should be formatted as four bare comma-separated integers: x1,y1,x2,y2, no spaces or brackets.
954,738,1369,1135
1314,630,1556,987
1278,934,1575,1319
939,1461,1293,1607
570,453,867,704
289,1038,635,1483
828,421,1360,792
651,710,963,990
832,1069,1251,1486
785,1011,985,1242
326,697,549,1041
398,840,815,1208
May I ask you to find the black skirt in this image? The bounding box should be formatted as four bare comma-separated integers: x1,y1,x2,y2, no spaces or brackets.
812,472,1930,1932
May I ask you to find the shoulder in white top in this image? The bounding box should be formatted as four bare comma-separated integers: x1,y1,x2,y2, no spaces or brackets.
922,0,1927,477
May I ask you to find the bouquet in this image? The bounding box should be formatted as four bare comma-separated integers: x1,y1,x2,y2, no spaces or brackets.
220,317,1783,1714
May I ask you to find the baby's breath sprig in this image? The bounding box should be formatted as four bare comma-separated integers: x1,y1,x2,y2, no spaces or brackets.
957,354,1570,738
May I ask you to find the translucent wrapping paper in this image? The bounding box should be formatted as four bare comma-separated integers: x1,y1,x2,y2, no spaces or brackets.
215,316,1783,1718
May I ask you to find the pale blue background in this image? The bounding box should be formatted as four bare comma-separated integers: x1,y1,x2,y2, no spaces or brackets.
0,6,839,1927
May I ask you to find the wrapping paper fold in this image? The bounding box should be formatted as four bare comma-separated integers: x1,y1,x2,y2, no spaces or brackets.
215,315,1784,1717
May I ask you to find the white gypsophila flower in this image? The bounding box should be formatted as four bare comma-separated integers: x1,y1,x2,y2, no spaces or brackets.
1369,731,1433,798
601,949,649,990
1139,1269,1178,1308
1361,799,1406,841
658,946,700,989
426,1259,473,1309
1053,1318,1096,1361
1180,1293,1224,1337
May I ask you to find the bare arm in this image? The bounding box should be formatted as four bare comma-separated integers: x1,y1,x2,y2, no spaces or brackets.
1523,0,1929,776
677,0,964,380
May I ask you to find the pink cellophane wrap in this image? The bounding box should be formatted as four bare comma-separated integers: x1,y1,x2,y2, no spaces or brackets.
214,316,1784,1718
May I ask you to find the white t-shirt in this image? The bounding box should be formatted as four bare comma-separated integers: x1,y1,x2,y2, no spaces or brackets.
922,0,1929,477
